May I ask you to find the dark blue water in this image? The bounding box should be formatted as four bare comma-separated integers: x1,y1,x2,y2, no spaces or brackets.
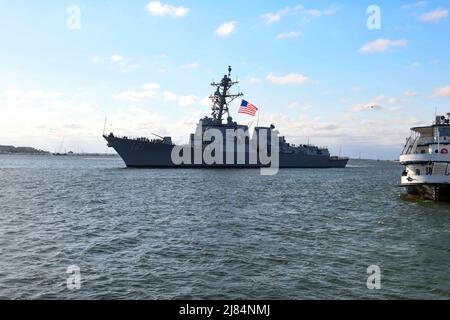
0,155,449,299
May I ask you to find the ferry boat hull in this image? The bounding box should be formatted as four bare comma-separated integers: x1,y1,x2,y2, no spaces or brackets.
399,114,450,202
405,184,450,202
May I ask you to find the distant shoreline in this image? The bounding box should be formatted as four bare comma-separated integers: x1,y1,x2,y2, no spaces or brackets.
0,152,119,157
0,144,49,155
0,144,118,157
51,153,119,157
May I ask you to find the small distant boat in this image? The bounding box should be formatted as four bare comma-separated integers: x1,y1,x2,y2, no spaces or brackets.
400,113,450,202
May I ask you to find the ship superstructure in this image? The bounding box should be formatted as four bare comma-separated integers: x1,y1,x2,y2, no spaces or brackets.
400,114,450,201
104,67,349,169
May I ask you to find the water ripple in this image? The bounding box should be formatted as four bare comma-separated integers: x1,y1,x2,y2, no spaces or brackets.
0,156,449,299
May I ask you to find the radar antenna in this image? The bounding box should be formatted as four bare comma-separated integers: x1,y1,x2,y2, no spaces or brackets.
209,66,243,124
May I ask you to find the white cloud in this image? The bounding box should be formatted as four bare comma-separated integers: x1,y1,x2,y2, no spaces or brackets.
114,84,197,106
141,83,161,90
105,54,143,72
261,13,283,24
401,1,427,10
307,9,322,17
111,54,125,62
308,5,338,17
261,6,302,24
0,86,425,158
113,90,157,102
113,82,160,101
261,4,336,24
350,102,384,112
246,112,411,157
387,97,404,105
216,21,237,37
432,86,450,98
0,87,205,152
122,64,143,72
146,1,189,18
4,89,62,102
404,90,418,97
408,62,421,68
350,94,407,112
276,31,302,40
163,91,177,102
0,89,105,152
200,96,213,107
248,77,261,84
301,104,313,111
419,9,448,22
163,91,196,107
182,62,200,69
360,38,408,53
287,102,299,110
267,73,310,85
176,95,196,108
107,106,202,146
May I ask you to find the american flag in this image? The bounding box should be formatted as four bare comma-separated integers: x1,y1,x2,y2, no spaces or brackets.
239,100,258,116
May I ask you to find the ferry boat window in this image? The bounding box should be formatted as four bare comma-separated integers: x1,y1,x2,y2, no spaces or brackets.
426,167,433,175
416,169,421,176
421,150,426,154
439,127,450,137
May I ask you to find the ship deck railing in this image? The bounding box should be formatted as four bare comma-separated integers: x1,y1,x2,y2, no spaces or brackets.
107,134,158,142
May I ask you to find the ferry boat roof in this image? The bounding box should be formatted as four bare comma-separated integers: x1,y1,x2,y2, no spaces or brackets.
411,114,450,134
411,125,446,134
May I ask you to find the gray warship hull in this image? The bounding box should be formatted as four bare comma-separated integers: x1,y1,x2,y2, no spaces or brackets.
104,67,349,169
105,135,349,169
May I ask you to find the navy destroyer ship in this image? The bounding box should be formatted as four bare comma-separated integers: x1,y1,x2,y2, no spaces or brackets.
104,67,348,169
400,113,450,202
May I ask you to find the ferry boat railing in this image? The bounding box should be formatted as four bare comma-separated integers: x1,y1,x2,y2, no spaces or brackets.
401,136,413,155
402,136,420,155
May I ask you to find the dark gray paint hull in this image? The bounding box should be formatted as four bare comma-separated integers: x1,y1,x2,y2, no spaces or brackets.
405,184,450,202
105,136,348,169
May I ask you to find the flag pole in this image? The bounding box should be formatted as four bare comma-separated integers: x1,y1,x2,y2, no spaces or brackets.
103,117,107,136
256,109,260,128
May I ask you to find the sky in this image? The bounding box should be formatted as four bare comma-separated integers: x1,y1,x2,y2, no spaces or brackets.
0,0,449,159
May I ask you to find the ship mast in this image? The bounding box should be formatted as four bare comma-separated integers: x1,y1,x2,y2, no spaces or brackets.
210,66,243,124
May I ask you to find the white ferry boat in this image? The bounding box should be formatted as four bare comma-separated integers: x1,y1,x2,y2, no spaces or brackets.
400,114,450,202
